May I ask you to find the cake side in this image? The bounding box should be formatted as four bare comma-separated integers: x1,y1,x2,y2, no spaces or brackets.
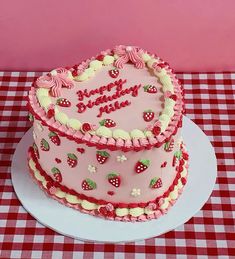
27,143,188,221
32,118,185,204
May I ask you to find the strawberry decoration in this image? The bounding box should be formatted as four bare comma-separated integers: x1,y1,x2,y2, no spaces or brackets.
135,159,150,174
33,143,39,159
56,98,71,107
143,85,157,94
67,153,78,168
55,158,61,164
107,191,115,196
172,150,182,167
149,177,162,189
51,167,62,183
99,119,116,128
143,110,155,122
47,107,55,118
164,139,174,152
40,139,50,151
96,151,110,164
109,69,119,78
81,178,97,190
48,131,60,146
107,173,121,188
161,161,167,168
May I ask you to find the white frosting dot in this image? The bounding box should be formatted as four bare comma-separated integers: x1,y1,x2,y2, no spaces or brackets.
126,46,133,52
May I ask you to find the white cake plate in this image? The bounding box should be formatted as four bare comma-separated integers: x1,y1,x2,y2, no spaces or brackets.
11,116,217,243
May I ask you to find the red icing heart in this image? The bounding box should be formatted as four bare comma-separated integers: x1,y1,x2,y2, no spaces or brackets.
55,158,61,163
77,148,85,154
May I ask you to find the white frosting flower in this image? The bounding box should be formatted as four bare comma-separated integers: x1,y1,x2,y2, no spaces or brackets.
117,154,127,163
131,188,141,197
88,165,97,173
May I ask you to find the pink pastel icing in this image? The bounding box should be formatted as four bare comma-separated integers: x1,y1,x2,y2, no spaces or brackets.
99,137,108,145
139,138,148,146
106,203,114,211
107,138,115,146
133,138,140,147
124,139,132,148
90,135,100,143
36,68,74,97
146,202,157,211
114,45,145,69
116,138,124,147
82,132,92,141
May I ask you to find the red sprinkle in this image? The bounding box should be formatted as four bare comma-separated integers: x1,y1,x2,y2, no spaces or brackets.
96,55,104,61
181,177,187,185
55,158,61,164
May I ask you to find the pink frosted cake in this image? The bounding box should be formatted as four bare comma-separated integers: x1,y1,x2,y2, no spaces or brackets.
27,45,189,222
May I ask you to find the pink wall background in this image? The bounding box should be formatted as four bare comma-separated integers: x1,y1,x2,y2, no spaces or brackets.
1,0,234,72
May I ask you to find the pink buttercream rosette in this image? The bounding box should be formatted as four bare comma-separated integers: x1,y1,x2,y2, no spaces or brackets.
35,67,74,97
114,45,145,69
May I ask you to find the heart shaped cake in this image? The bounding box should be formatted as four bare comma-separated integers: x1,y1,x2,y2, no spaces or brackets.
27,45,189,222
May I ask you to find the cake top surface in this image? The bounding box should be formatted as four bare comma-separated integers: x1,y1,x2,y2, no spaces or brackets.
28,45,184,151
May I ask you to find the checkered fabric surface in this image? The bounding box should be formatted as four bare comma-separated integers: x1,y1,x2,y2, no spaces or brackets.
0,71,234,259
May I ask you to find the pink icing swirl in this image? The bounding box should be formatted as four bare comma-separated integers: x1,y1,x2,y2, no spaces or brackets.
106,203,114,212
114,45,145,69
146,202,157,211
36,67,74,97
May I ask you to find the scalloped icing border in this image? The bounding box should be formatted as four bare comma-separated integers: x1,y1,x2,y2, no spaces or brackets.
27,143,189,222
28,46,185,151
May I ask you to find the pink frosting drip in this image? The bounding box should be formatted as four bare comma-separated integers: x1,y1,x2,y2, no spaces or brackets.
114,45,145,69
36,68,74,97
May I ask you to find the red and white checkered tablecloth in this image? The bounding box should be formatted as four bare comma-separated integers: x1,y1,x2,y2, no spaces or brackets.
0,71,234,259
